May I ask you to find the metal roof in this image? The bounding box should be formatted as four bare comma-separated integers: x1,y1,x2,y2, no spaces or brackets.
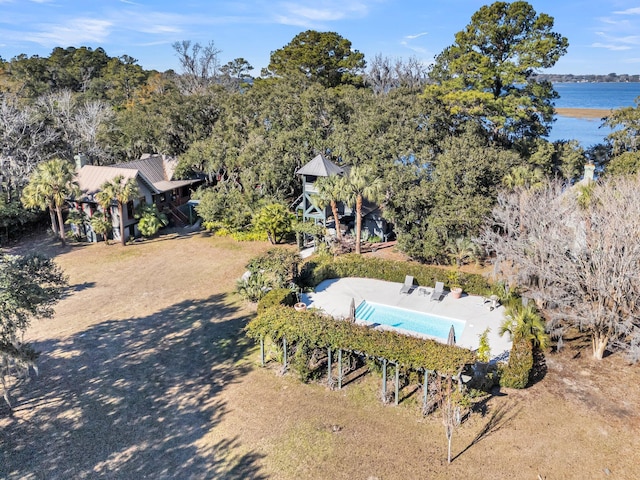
76,166,140,196
295,154,344,177
76,155,199,199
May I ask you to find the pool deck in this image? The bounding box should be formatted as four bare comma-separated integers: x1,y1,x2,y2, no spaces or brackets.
301,277,512,361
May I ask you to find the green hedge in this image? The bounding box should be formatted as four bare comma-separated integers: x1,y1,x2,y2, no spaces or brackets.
246,306,475,375
498,339,533,389
257,288,297,314
299,254,491,295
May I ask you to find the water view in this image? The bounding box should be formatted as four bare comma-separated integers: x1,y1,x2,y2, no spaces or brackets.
549,83,640,147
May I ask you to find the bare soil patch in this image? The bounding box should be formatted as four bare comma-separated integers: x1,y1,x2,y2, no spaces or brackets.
2,232,639,479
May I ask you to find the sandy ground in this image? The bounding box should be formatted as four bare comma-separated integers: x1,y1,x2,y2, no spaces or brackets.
555,107,612,119
2,233,640,479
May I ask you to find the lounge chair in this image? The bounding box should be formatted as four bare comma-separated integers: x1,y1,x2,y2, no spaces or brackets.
399,275,415,294
430,281,445,302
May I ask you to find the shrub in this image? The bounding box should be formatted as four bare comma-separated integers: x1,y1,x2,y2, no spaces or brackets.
236,271,271,302
257,288,297,314
299,254,491,295
477,328,491,363
498,339,533,389
135,204,168,238
247,248,301,288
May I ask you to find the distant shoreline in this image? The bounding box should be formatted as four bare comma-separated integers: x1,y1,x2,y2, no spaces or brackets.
555,107,612,119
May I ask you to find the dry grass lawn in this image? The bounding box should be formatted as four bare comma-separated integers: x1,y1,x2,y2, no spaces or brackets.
1,232,639,479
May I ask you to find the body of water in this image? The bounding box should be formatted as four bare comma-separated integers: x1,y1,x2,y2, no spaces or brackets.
548,83,640,147
355,300,465,341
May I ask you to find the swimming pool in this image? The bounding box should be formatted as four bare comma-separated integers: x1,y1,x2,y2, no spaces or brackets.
355,300,465,341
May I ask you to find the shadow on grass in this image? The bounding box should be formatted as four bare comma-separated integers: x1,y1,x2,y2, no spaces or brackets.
453,400,521,462
0,294,266,479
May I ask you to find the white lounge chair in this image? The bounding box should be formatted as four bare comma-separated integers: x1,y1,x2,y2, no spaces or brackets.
430,281,445,302
399,275,415,294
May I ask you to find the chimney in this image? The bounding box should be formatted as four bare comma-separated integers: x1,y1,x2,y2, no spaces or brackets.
74,154,88,171
583,163,595,182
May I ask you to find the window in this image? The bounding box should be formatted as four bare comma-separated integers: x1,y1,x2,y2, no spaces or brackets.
126,200,134,219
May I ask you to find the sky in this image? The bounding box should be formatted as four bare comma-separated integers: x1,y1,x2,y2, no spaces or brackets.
1,0,639,76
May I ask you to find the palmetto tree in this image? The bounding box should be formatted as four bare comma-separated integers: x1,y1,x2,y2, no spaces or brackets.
341,166,384,254
311,174,344,241
21,158,78,246
445,236,481,268
95,175,139,246
502,165,545,190
500,303,549,350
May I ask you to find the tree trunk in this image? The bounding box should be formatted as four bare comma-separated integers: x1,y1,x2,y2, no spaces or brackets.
592,333,608,360
48,203,59,237
330,200,342,241
55,204,66,246
355,194,363,254
118,203,126,246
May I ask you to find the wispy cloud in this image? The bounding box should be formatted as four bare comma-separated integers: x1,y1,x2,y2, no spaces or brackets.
592,10,640,53
274,1,372,27
25,18,112,46
404,32,428,40
592,42,632,51
613,7,640,15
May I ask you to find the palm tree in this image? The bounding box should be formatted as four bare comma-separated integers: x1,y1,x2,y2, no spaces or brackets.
21,158,78,245
502,165,545,190
445,236,481,268
311,174,344,241
500,303,549,350
341,166,384,254
95,175,139,246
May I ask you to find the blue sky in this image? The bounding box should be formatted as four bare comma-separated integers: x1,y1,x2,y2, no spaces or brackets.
1,0,639,75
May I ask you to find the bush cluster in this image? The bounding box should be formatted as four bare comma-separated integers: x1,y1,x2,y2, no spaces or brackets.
498,339,533,389
299,254,491,294
257,288,297,314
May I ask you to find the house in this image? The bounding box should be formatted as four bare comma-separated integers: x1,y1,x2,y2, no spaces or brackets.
295,154,392,240
71,154,201,242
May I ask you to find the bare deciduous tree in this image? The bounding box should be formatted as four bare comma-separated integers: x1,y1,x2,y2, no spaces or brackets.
172,40,221,94
0,94,61,200
365,54,428,95
480,177,640,361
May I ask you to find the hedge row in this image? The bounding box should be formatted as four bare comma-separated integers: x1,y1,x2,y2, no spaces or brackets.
300,254,491,295
246,306,475,375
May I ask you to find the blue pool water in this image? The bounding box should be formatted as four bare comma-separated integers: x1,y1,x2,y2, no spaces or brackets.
355,301,465,341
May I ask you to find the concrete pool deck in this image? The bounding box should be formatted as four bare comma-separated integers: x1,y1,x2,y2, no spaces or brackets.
301,277,512,361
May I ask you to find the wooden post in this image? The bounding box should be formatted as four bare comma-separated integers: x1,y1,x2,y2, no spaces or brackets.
382,359,387,401
283,336,287,371
423,370,429,412
327,347,332,383
338,349,343,389
395,362,399,405
260,337,265,366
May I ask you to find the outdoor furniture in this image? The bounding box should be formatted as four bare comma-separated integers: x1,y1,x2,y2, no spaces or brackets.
417,286,430,297
399,275,415,294
430,281,445,302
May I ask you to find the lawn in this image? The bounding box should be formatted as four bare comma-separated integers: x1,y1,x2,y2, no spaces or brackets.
1,232,639,479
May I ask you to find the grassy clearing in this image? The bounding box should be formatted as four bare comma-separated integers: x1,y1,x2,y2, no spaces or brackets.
1,232,639,479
